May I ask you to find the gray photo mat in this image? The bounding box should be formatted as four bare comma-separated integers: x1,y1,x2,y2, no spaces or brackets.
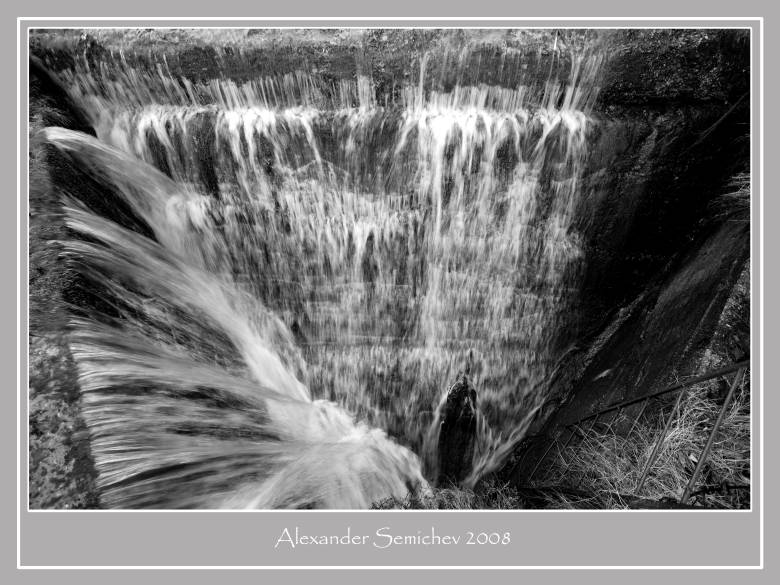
7,4,771,577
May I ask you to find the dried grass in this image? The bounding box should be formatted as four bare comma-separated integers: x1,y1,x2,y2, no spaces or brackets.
531,371,751,509
712,171,750,221
372,479,526,510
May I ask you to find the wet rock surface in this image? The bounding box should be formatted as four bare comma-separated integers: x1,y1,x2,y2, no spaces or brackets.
437,375,477,486
30,29,748,107
29,60,100,508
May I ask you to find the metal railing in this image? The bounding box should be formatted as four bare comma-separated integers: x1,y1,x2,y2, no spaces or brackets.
513,359,750,505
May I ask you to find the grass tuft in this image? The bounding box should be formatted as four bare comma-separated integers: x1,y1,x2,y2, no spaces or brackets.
531,372,750,509
372,478,526,510
711,171,750,221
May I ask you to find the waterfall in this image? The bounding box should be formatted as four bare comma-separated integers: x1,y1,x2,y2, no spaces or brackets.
44,46,604,507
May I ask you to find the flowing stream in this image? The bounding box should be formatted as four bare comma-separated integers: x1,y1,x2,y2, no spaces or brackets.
44,47,605,508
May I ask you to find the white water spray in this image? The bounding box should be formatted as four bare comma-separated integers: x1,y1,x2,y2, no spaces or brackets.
45,45,604,506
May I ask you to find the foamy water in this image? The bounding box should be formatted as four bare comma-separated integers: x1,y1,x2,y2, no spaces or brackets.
44,47,604,506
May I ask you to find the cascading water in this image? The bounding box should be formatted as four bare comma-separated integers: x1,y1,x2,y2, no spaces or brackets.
43,43,605,507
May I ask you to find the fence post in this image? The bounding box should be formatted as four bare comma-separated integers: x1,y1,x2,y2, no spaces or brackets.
680,368,746,505
627,397,650,439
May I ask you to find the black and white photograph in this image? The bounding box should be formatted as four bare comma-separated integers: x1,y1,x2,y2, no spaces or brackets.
27,27,752,511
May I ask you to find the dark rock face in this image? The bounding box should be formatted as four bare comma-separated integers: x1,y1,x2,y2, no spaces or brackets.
511,212,750,484
560,216,749,424
507,32,751,467
598,30,750,105
29,56,95,136
437,375,477,486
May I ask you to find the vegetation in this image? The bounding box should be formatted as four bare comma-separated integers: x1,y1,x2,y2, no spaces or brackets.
372,478,526,510
529,374,751,509
712,171,750,221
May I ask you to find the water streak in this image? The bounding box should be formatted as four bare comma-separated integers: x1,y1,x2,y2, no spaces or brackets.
47,47,604,504
49,127,427,508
